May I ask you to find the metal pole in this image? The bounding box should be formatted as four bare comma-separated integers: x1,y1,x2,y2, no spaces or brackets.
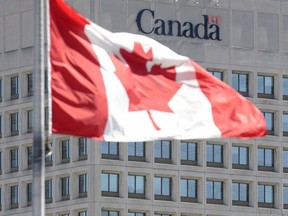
32,0,45,215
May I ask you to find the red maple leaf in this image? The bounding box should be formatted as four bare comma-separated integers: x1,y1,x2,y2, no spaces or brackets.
112,42,182,129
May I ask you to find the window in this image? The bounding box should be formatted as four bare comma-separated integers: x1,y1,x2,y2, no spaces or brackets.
181,141,197,165
257,75,274,98
101,172,119,197
128,142,145,161
0,152,2,174
258,184,274,208
61,176,70,200
27,73,33,96
79,174,88,197
284,149,288,172
0,188,2,210
45,143,53,166
263,112,274,135
10,185,19,208
154,214,171,216
27,110,33,132
102,210,119,216
283,76,288,100
206,144,223,167
208,70,223,81
128,213,145,216
27,183,32,205
180,178,197,202
258,148,274,171
154,140,171,163
79,138,87,160
232,182,249,206
206,180,223,204
10,112,19,136
0,79,2,101
10,148,19,172
61,140,70,163
0,115,2,138
27,147,32,169
11,76,19,99
79,211,88,216
232,146,249,169
232,72,249,96
45,69,48,93
154,176,171,200
45,107,48,129
45,179,53,203
128,175,145,198
284,186,288,209
283,113,288,136
102,142,119,160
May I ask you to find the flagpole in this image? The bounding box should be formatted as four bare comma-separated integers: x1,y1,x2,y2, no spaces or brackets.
32,0,45,215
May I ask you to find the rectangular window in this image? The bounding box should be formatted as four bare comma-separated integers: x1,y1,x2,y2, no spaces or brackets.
257,75,274,99
101,210,119,216
258,184,274,208
232,182,249,206
181,141,197,165
0,152,2,174
0,79,2,101
154,176,171,200
79,138,87,160
284,149,288,172
27,110,33,132
44,107,48,129
263,112,274,135
0,115,2,138
27,183,32,205
284,186,288,209
206,180,223,204
206,143,223,167
27,147,32,169
101,172,119,197
45,143,53,166
128,175,145,199
79,173,88,197
10,148,19,172
154,214,171,216
232,72,249,96
61,140,70,163
208,70,223,81
45,179,53,203
283,76,288,100
258,148,274,171
61,176,70,200
79,211,88,216
11,76,19,99
180,178,197,202
101,142,119,160
128,213,145,216
10,185,19,208
128,142,145,161
10,112,19,136
27,73,33,96
283,113,288,136
154,140,171,164
232,146,249,169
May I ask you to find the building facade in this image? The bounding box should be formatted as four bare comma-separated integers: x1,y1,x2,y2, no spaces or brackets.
0,0,288,215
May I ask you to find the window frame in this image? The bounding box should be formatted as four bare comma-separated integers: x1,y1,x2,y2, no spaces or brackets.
27,183,32,206
154,176,172,201
258,184,274,208
45,179,53,203
27,110,33,133
128,142,145,162
61,176,70,200
257,75,274,99
10,148,19,172
283,76,288,100
101,172,119,197
11,76,19,99
10,185,19,209
206,143,223,168
283,112,288,136
206,180,224,204
128,174,145,199
232,146,249,169
232,71,249,96
232,182,249,206
79,173,88,197
258,148,274,172
101,210,119,216
61,140,70,163
154,140,172,164
101,142,119,160
180,141,197,166
27,73,33,96
10,112,19,136
208,69,224,81
284,185,288,209
180,178,197,202
79,138,87,160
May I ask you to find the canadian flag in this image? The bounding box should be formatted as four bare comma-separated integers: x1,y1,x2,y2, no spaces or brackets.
49,0,266,141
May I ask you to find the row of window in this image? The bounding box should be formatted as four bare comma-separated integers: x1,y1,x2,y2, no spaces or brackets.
3,140,288,173
4,173,288,210
209,70,288,100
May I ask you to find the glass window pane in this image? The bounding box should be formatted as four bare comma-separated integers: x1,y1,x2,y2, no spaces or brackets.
109,142,118,155
265,186,273,203
232,146,239,164
128,142,135,156
265,149,273,167
109,174,118,192
258,185,264,202
284,77,288,96
101,173,108,191
232,183,238,201
258,148,264,166
136,142,144,157
154,177,161,195
206,144,213,162
188,143,196,161
232,73,238,91
265,77,273,94
283,114,288,132
258,76,264,93
154,141,161,158
240,183,248,201
240,147,248,165
206,181,213,199
284,150,288,168
181,142,187,160
214,145,222,163
101,211,109,216
162,178,170,196
284,186,288,204
180,179,187,197
239,74,248,92
214,182,222,199
136,176,144,194
102,142,108,154
162,141,170,159
128,175,134,193
188,180,196,197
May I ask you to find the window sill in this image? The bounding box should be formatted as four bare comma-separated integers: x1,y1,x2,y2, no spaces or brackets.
181,160,197,166
101,191,119,197
11,167,19,172
61,195,70,201
128,156,145,162
102,154,119,160
181,197,197,203
128,193,145,199
154,195,172,201
232,164,249,170
79,192,87,198
258,166,274,172
10,203,19,209
206,198,223,204
154,158,172,164
11,131,19,136
45,161,53,167
45,198,53,203
232,200,249,206
207,162,224,168
79,155,88,161
11,95,19,100
258,202,274,208
61,158,70,164
257,93,274,99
